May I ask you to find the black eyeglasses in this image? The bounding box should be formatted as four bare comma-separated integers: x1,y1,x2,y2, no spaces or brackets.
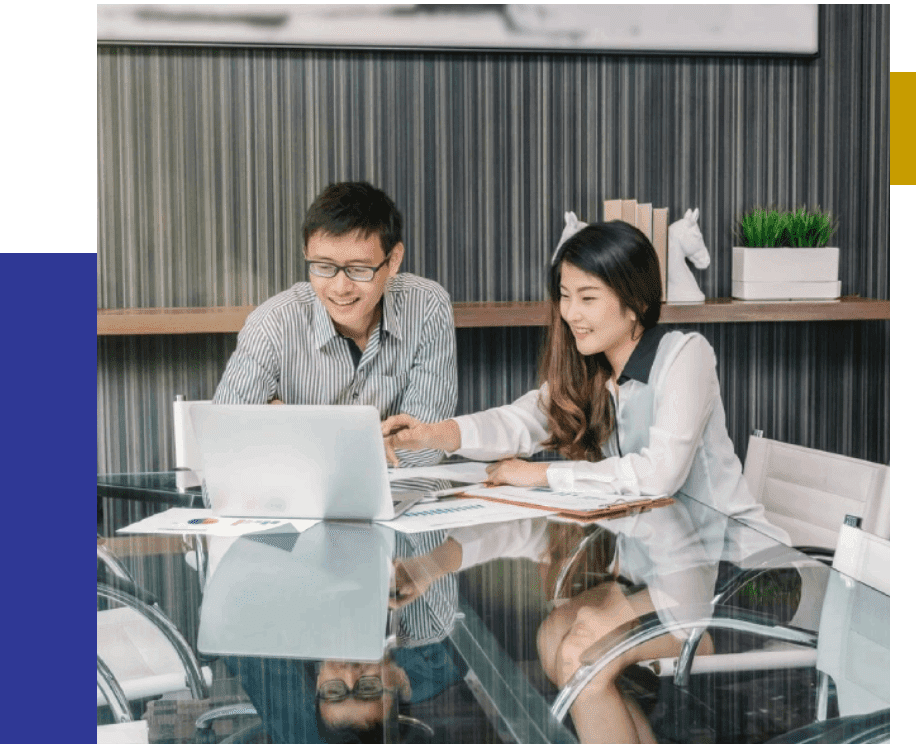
317,676,390,702
305,257,391,282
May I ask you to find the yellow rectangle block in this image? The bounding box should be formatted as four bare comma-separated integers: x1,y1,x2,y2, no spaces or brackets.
892,72,916,185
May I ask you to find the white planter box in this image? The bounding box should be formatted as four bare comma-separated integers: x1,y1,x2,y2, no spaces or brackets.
732,246,839,283
732,246,839,300
732,280,842,301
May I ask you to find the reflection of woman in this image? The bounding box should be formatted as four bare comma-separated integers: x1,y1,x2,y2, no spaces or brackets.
383,220,791,741
538,579,710,743
535,516,720,744
401,509,720,743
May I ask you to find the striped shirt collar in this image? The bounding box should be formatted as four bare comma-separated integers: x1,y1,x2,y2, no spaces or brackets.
310,281,403,349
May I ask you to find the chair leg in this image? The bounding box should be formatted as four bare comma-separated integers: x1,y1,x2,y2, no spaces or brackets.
815,670,831,721
672,626,706,687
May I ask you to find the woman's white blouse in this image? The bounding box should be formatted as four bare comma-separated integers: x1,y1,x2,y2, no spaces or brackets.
452,329,790,555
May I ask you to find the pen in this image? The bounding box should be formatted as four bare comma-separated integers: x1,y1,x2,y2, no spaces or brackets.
418,482,486,502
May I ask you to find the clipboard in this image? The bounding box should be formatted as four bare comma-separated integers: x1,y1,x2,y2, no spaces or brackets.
456,491,676,523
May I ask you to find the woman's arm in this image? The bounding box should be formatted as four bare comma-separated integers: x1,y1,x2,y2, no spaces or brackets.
452,387,552,460
382,386,551,467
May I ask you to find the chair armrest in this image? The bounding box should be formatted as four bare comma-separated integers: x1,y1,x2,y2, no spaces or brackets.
713,544,828,608
99,573,159,607
194,703,260,730
766,707,889,743
793,545,835,564
97,654,132,724
97,541,162,605
97,582,209,700
550,605,817,723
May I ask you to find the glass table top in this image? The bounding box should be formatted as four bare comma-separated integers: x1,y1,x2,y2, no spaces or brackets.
97,472,890,743
98,471,204,503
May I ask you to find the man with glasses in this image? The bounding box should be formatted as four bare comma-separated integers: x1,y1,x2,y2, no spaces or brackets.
212,181,457,466
313,658,411,742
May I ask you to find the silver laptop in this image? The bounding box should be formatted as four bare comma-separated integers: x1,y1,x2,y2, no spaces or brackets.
198,522,395,661
189,404,423,521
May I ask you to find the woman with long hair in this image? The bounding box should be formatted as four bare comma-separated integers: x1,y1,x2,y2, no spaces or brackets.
382,220,791,741
384,220,781,526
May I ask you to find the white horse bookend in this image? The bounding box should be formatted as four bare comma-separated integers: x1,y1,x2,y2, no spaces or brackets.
551,211,587,264
666,208,710,304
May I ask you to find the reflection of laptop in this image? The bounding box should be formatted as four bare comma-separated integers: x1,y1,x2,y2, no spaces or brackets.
190,404,422,520
198,523,395,661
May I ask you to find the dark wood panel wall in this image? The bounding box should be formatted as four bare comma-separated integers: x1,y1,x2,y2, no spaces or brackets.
97,5,890,471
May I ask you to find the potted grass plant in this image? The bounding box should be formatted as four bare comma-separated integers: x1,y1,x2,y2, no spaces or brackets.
732,207,840,300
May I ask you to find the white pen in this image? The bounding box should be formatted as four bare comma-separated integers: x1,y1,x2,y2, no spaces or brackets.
417,482,486,503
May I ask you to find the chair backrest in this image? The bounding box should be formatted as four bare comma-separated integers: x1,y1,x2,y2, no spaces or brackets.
172,396,211,477
743,435,890,549
816,520,890,716
831,519,890,596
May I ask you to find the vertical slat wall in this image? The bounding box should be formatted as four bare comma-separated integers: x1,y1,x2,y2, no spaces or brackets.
97,5,889,473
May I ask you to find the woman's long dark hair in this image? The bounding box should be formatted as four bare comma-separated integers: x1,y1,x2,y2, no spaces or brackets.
539,221,663,461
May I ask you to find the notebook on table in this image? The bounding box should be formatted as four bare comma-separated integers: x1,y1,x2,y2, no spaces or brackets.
189,404,423,521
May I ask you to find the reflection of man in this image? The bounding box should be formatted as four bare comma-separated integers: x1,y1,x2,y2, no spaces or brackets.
223,529,465,743
212,180,457,466
314,657,412,743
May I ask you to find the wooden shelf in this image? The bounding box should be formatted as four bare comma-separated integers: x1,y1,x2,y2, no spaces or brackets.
97,297,889,335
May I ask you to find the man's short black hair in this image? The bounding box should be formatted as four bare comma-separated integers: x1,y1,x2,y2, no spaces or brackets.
314,692,399,743
302,181,403,255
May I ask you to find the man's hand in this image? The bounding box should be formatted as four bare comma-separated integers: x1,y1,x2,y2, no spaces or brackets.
269,398,284,405
389,556,440,609
484,458,550,488
381,415,461,467
389,538,463,609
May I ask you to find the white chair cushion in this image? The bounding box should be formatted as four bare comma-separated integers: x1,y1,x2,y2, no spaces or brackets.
97,719,149,743
97,607,212,705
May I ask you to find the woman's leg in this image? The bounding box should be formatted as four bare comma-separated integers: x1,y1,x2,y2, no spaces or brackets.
537,581,620,686
541,584,713,743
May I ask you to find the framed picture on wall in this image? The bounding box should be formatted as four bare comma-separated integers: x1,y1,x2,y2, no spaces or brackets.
98,4,819,56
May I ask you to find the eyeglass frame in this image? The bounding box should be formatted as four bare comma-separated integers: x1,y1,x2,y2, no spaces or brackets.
316,675,394,702
305,256,392,282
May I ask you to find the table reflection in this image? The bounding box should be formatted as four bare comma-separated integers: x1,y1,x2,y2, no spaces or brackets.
98,473,888,743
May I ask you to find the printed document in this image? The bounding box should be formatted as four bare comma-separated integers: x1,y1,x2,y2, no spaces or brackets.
117,508,319,537
377,498,553,533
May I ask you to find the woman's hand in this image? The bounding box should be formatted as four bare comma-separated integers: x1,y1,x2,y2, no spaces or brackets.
484,458,550,488
381,415,461,466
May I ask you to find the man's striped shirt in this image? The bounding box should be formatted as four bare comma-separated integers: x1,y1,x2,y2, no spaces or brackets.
212,273,458,466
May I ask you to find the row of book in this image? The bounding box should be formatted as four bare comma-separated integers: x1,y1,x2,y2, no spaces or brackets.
604,199,669,301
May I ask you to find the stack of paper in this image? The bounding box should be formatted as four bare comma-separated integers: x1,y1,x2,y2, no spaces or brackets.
116,508,319,536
